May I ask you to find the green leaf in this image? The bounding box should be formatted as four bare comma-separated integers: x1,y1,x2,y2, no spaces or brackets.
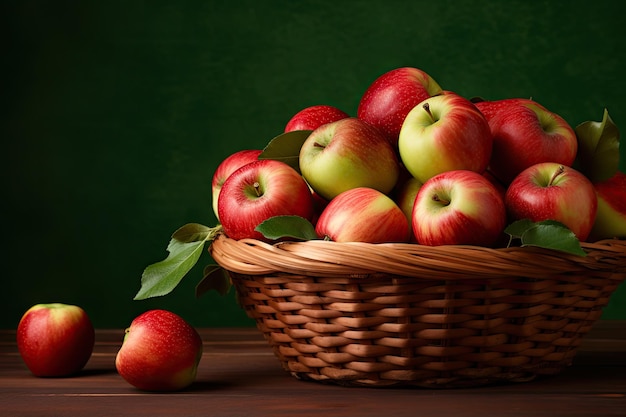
195,265,232,298
172,223,218,243
575,109,621,182
505,219,586,257
258,130,312,173
134,224,222,300
134,239,207,300
255,215,319,241
504,219,535,238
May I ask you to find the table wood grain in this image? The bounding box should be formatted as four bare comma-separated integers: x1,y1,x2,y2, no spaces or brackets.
1,323,625,417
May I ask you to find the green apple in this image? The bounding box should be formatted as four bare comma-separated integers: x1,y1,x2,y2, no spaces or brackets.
398,92,492,184
299,117,400,201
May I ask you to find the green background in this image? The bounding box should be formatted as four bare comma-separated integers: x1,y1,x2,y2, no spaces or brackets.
3,0,625,329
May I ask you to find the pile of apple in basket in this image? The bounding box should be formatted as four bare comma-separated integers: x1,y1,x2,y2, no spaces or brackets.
136,67,624,300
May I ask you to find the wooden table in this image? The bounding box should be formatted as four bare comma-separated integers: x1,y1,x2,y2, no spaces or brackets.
2,323,625,417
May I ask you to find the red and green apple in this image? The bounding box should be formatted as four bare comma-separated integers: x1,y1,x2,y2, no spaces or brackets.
17,303,95,377
211,149,262,220
357,67,443,147
315,187,410,243
412,170,506,246
218,159,315,241
299,117,400,201
115,309,203,391
505,162,598,241
398,92,493,184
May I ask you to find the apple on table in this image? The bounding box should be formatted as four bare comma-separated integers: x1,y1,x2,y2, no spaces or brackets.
17,303,95,377
505,162,598,241
115,309,203,392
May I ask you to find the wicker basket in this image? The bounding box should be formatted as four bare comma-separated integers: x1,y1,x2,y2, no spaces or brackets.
209,234,626,388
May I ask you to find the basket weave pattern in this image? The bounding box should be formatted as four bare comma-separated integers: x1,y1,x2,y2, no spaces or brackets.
210,235,626,388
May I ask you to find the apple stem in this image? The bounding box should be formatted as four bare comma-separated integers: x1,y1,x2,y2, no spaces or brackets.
432,194,450,206
313,142,326,149
253,181,262,197
548,165,565,186
423,102,436,123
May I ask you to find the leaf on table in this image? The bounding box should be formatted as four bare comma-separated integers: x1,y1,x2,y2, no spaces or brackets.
195,265,232,298
575,108,620,183
255,215,318,241
258,130,312,173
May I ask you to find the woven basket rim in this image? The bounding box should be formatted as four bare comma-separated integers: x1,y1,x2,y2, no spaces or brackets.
209,234,626,280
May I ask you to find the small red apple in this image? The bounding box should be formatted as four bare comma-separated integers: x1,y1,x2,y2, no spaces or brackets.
299,117,400,201
315,187,410,243
17,303,95,377
412,170,506,246
115,309,203,392
357,67,443,146
480,99,577,184
284,104,349,132
218,159,315,241
588,171,626,241
211,149,262,220
505,162,598,241
398,92,493,183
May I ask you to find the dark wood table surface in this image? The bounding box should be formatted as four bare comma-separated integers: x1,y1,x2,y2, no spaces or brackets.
2,322,625,417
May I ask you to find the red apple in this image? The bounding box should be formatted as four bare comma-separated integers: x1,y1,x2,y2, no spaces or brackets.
211,149,262,220
17,303,95,377
284,104,349,132
315,187,410,243
357,67,443,146
588,171,626,241
218,159,315,241
115,309,203,392
474,98,540,123
398,92,493,184
412,170,506,246
299,117,400,201
481,99,577,184
505,162,598,241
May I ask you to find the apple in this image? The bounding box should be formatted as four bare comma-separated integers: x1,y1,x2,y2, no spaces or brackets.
474,97,540,123
587,171,626,241
412,170,506,246
17,303,95,377
115,309,203,392
505,162,598,241
479,99,577,184
398,92,493,184
394,176,423,238
357,67,443,146
218,159,315,241
315,187,410,243
299,117,400,201
284,104,349,132
211,149,262,220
